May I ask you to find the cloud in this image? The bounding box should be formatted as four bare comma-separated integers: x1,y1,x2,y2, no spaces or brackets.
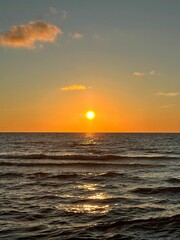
155,91,179,97
61,10,68,20
133,70,160,77
161,104,175,108
133,72,145,77
49,7,68,20
69,33,83,40
61,84,91,91
149,70,156,75
92,34,103,40
49,7,58,15
0,21,62,48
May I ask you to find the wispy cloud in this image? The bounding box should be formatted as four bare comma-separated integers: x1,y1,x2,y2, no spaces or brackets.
0,21,62,48
133,72,145,77
69,33,83,40
61,84,91,91
161,104,175,108
61,10,68,20
155,91,179,97
49,7,58,15
149,70,156,75
92,34,103,40
133,70,160,77
49,7,68,20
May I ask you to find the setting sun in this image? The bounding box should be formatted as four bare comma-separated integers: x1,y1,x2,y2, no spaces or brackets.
86,111,95,120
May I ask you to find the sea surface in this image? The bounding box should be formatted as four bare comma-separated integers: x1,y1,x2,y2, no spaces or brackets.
0,133,180,240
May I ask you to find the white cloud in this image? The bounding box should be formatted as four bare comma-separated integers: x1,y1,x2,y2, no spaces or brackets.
133,72,145,77
61,84,91,91
0,21,62,48
133,70,160,77
69,33,83,40
155,91,179,97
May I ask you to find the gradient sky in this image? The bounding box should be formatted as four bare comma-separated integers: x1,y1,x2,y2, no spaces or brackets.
0,0,180,132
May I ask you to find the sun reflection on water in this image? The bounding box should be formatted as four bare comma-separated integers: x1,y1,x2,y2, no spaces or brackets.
77,183,97,191
88,192,108,200
56,203,110,214
71,204,110,214
56,182,111,214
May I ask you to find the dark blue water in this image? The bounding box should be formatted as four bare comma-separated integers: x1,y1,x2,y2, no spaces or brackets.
0,133,180,239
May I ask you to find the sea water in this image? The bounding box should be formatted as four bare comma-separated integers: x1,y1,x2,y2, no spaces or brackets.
0,133,180,239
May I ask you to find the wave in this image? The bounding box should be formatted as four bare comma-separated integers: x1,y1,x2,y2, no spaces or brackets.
166,177,180,184
0,153,178,160
98,172,127,178
0,172,24,178
32,172,80,180
0,170,133,182
0,161,163,168
91,214,180,234
46,171,127,179
132,186,180,195
0,171,128,181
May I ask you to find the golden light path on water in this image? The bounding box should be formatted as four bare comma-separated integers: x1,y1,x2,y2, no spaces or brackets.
56,182,110,214
55,133,111,214
77,183,97,191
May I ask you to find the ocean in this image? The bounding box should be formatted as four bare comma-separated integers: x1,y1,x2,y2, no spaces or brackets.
0,133,180,239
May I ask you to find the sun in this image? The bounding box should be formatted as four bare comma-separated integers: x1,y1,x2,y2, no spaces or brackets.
86,111,95,120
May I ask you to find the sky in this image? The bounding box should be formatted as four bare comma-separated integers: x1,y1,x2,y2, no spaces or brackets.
0,0,180,132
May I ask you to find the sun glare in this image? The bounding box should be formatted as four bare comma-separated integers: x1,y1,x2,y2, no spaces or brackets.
86,111,95,120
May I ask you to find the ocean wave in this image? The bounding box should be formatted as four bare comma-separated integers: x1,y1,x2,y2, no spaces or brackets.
0,171,130,182
166,177,180,184
0,172,24,178
132,186,180,195
46,171,127,179
0,153,178,160
98,172,127,178
91,214,180,235
0,161,162,168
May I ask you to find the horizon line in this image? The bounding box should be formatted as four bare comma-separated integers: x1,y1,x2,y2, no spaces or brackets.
0,131,180,134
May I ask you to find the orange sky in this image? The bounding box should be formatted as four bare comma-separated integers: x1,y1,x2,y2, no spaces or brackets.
0,0,180,132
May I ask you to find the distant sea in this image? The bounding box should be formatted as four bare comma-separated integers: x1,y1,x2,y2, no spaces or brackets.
0,133,180,239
